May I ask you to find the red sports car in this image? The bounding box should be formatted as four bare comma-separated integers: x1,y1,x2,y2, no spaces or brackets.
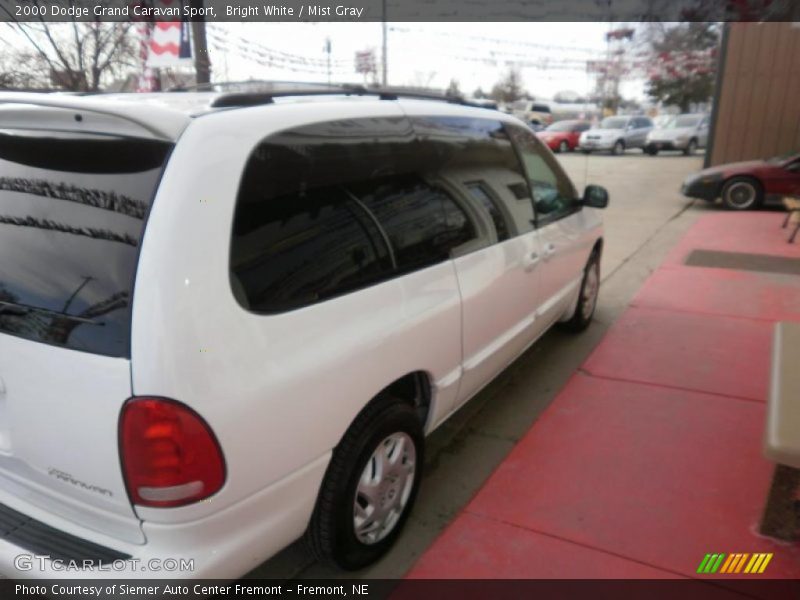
681,150,800,210
536,120,592,153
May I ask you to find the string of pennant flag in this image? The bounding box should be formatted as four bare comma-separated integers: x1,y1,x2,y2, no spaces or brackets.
136,21,717,91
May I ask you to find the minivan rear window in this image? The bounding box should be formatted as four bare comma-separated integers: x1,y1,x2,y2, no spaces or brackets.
0,130,171,357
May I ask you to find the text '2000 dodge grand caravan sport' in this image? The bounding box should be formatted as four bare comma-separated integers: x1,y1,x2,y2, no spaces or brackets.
0,84,607,578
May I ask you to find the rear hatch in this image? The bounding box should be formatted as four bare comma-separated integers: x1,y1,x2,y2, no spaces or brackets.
0,106,172,542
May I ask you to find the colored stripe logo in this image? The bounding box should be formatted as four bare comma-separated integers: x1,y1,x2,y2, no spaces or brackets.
697,553,773,574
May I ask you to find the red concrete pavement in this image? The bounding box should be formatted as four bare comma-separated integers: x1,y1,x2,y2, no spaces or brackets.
407,212,800,581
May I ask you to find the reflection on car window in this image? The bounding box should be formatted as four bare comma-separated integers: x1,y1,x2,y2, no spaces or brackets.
409,116,533,236
353,176,475,274
466,182,510,242
0,130,171,357
230,186,392,313
231,117,481,313
506,125,578,223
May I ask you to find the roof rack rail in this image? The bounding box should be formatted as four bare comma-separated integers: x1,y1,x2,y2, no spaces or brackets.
183,81,471,109
167,80,348,93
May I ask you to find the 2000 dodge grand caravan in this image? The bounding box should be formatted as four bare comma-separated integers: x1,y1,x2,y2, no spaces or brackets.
0,84,607,578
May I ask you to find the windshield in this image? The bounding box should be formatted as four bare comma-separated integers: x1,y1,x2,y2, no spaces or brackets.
545,121,579,132
668,116,702,129
598,117,628,130
0,130,172,357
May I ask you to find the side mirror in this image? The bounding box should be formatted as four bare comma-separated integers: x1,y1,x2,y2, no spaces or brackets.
582,184,609,209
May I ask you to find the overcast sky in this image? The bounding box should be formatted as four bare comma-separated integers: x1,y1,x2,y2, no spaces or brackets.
206,22,648,101
2,21,648,101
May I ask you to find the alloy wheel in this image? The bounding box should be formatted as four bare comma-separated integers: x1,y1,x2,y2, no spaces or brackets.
581,261,600,321
726,182,757,209
353,432,416,545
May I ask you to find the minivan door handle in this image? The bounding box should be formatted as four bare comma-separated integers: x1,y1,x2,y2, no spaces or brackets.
523,251,540,272
543,243,557,259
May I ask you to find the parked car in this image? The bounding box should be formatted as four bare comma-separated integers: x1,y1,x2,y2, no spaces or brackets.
645,113,710,156
511,99,554,128
652,114,675,129
537,120,592,153
0,88,607,578
681,150,800,210
578,115,654,155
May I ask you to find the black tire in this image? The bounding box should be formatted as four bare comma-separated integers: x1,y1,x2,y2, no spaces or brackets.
683,139,698,156
611,140,625,156
721,176,763,211
645,146,659,156
560,250,600,333
581,149,591,155
305,399,424,570
558,140,569,153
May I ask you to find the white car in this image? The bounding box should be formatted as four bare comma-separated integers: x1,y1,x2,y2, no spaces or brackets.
510,99,554,128
645,113,710,156
0,85,606,579
579,115,654,155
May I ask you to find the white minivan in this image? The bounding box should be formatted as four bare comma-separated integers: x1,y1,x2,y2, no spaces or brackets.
0,85,606,578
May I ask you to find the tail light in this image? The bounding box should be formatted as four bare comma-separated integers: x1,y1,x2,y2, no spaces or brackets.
120,397,225,508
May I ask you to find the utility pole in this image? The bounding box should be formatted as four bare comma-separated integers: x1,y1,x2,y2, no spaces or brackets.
190,0,211,85
325,37,332,84
381,0,388,86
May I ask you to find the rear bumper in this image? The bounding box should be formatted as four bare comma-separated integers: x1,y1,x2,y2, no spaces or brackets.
0,453,329,580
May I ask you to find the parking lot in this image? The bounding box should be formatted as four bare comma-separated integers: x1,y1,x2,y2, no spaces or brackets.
247,151,710,579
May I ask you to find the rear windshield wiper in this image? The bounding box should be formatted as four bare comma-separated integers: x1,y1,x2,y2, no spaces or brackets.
0,300,103,325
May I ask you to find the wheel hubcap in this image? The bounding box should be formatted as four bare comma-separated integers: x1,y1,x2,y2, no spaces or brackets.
727,182,755,208
353,432,416,545
581,262,599,320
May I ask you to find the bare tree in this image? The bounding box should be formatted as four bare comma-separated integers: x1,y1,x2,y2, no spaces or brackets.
3,15,137,91
445,79,462,98
0,48,49,89
490,68,525,104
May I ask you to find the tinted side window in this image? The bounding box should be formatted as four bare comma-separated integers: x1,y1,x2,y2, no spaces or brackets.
231,118,410,313
410,116,534,236
352,176,474,274
231,117,481,313
231,187,392,313
506,125,578,225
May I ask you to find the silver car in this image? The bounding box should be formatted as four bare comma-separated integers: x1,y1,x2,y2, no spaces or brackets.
645,114,710,156
578,115,654,155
